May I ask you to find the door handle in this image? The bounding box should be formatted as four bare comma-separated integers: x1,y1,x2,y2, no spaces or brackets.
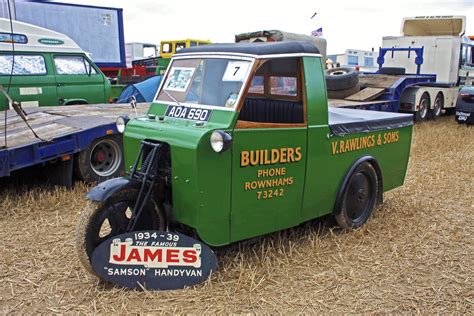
57,83,64,87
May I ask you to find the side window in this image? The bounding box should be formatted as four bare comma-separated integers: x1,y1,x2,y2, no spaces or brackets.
0,54,46,75
248,75,264,94
364,56,374,67
239,58,304,125
270,76,297,96
468,45,474,66
161,43,172,54
54,56,97,75
176,42,186,51
0,32,28,44
347,55,358,65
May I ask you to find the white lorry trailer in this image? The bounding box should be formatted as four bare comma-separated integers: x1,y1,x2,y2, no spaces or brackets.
380,16,474,120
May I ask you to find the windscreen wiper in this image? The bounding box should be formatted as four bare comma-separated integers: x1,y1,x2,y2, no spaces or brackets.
162,89,185,108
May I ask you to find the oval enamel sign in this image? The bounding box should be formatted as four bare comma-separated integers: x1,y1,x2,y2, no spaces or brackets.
91,231,218,290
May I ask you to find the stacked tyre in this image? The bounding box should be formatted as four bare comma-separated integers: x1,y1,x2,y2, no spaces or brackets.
325,67,360,99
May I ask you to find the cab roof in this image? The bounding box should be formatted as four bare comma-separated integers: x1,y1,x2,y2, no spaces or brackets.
401,16,466,36
0,18,83,53
175,41,320,57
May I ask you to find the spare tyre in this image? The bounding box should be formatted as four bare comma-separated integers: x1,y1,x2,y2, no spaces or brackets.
378,67,406,75
327,83,361,99
325,67,359,91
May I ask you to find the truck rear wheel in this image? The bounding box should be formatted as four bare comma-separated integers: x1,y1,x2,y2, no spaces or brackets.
429,93,443,120
335,162,379,229
75,187,165,275
415,93,430,122
75,135,124,183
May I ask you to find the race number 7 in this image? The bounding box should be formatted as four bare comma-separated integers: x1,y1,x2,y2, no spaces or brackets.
233,66,240,76
223,61,249,81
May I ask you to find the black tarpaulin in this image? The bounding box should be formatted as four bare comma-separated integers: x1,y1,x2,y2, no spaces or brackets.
329,107,413,136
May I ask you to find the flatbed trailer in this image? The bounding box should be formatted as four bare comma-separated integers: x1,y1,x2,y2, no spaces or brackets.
328,73,436,113
0,103,147,186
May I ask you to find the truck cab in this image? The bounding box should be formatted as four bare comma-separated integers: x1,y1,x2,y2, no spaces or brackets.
379,16,474,120
77,42,413,273
159,39,211,59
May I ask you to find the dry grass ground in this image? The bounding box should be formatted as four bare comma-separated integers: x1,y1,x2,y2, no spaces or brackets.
0,117,473,313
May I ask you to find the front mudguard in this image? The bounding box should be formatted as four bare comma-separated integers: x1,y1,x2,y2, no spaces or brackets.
86,177,140,202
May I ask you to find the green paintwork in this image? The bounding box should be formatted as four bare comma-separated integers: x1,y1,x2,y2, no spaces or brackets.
110,84,126,100
0,52,112,110
122,54,412,247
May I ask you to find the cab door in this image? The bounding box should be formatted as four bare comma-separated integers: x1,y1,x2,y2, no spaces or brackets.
230,57,307,242
53,54,106,104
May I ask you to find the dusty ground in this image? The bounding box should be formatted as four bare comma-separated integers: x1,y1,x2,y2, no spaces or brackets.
0,116,472,313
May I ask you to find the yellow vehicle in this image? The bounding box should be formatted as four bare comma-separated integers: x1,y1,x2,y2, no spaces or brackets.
160,39,211,58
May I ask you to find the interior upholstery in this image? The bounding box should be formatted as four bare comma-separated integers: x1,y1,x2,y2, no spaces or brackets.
239,97,304,124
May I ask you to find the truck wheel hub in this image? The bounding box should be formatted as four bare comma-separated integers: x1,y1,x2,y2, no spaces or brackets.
94,151,106,163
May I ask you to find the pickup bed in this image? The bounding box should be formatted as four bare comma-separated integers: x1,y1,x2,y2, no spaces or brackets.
76,41,414,273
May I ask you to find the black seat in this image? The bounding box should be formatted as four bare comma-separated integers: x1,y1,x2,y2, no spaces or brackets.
239,97,303,123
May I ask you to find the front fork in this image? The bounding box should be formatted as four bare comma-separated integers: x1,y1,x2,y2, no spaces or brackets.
126,141,164,231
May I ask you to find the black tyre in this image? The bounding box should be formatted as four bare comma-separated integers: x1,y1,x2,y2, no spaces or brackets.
325,67,359,91
327,83,360,99
75,135,124,183
415,92,430,122
75,187,165,274
378,67,406,75
429,93,443,120
335,162,379,229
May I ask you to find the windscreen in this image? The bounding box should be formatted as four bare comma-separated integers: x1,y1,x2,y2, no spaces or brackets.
156,58,252,108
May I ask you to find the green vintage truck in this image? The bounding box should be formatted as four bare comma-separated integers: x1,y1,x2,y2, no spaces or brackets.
76,41,413,273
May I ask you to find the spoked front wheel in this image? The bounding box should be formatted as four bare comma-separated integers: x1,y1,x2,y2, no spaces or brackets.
75,187,165,275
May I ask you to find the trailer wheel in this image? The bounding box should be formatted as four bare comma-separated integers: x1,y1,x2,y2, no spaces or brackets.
415,93,430,122
335,162,378,229
75,135,124,183
325,67,359,91
429,93,443,120
75,187,165,275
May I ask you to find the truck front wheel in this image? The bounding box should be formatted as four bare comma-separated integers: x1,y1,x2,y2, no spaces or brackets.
335,162,379,229
75,187,165,275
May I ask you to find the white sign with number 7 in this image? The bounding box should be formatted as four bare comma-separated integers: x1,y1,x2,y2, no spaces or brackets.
222,61,250,82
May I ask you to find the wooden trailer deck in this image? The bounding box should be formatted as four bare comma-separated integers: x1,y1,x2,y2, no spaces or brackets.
0,103,148,149
328,98,393,108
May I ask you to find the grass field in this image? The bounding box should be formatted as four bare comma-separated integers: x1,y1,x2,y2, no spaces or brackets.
0,116,472,313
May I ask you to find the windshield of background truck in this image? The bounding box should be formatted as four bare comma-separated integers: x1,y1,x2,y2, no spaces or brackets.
156,58,252,109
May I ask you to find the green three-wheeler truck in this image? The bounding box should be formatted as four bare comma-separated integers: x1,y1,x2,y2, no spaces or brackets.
76,41,413,274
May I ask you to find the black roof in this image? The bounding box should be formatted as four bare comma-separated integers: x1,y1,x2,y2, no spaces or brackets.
175,41,320,56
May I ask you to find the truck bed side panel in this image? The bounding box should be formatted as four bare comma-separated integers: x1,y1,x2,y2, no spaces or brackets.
301,125,412,223
302,57,413,223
